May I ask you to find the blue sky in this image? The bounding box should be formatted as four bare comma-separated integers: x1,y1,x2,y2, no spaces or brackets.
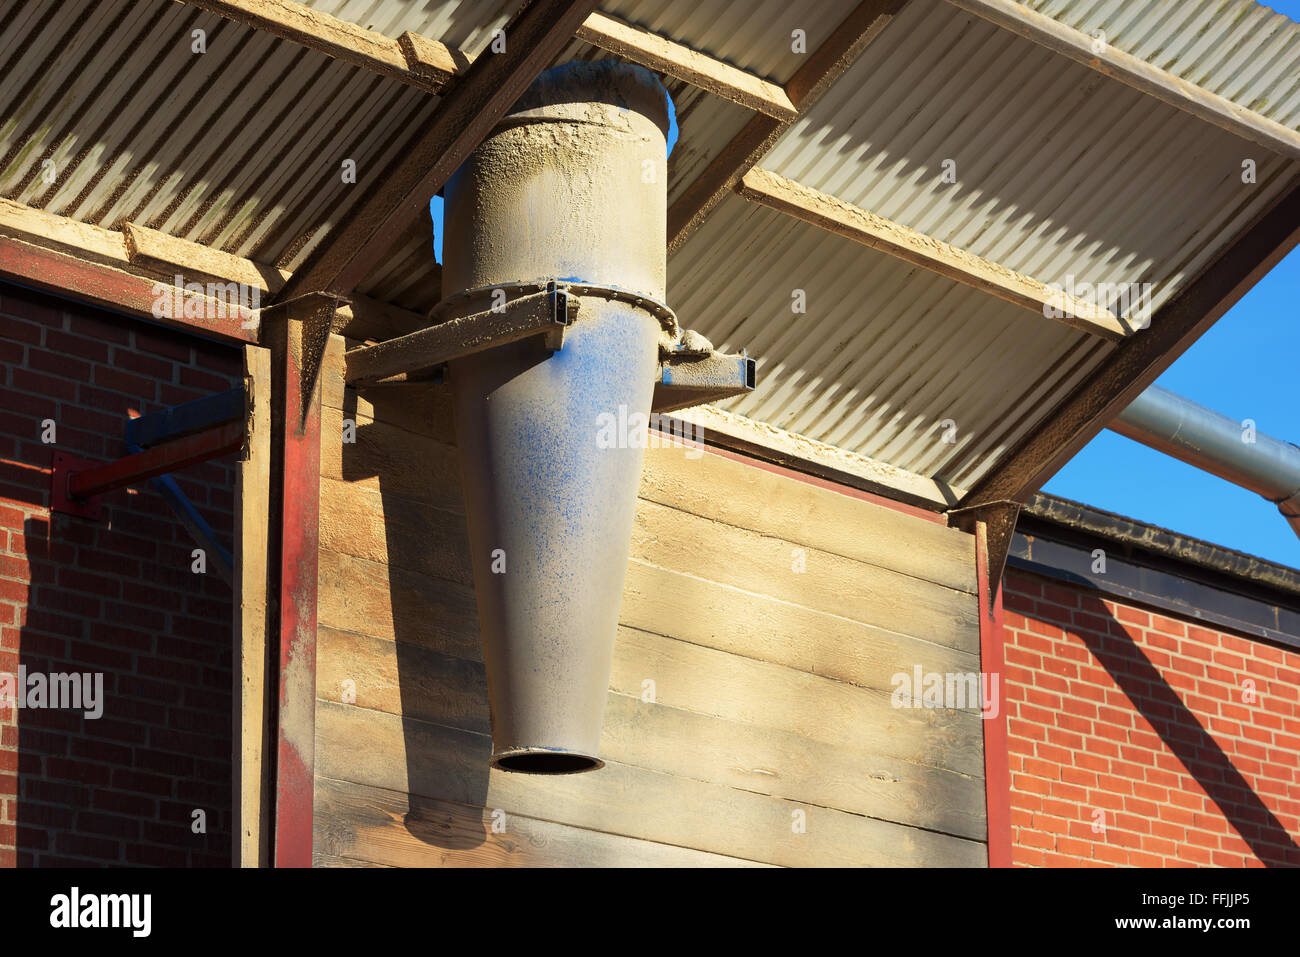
1045,0,1300,568
1044,245,1300,567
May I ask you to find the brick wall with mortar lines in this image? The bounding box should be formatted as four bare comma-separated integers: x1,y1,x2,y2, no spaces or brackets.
0,280,240,866
1003,567,1300,868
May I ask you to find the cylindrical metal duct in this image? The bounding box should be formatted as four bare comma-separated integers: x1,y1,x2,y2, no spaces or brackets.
442,61,671,773
1111,385,1300,539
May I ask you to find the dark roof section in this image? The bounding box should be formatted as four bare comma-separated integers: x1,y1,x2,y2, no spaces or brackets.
1024,492,1300,604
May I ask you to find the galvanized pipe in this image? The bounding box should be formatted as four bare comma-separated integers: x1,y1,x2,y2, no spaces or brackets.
442,61,672,774
1109,385,1300,539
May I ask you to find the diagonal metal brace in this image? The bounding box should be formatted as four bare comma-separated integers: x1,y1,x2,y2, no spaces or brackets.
948,499,1022,600
125,387,245,448
344,284,577,386
652,350,757,414
126,440,235,585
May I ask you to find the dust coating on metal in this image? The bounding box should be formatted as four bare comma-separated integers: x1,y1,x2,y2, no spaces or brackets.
444,60,669,774
345,287,576,386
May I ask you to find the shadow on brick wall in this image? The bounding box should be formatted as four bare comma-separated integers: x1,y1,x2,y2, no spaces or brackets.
1074,591,1300,867
13,504,234,866
0,283,241,866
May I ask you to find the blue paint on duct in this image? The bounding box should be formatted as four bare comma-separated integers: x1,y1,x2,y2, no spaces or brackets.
666,96,678,157
430,194,444,264
442,59,669,772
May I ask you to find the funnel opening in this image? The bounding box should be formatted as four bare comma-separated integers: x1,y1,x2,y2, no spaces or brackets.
493,750,604,774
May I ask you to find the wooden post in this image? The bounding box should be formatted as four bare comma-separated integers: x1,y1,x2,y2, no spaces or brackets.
233,345,274,867
950,500,1019,867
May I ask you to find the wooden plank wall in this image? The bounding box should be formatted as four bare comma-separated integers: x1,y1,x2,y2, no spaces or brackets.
312,332,987,867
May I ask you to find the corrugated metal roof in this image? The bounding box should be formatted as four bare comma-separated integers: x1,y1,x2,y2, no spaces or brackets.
671,194,1116,487
302,0,517,58
0,0,437,271
762,0,1300,316
691,0,1300,488
2,0,1297,496
303,0,853,83
1027,0,1300,130
600,0,853,82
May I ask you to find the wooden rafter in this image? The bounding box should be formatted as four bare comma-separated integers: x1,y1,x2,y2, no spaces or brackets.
0,199,258,344
960,176,1300,510
179,0,465,92
577,12,796,120
737,167,1131,340
0,199,425,343
273,0,600,303
668,0,909,254
122,222,429,341
184,1,799,121
948,0,1300,161
671,404,964,511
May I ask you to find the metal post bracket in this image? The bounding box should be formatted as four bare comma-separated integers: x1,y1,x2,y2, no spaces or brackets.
652,349,758,414
50,452,105,520
345,286,577,387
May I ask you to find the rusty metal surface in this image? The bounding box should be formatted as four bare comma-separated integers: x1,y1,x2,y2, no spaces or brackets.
345,286,574,384
653,349,756,413
262,294,334,865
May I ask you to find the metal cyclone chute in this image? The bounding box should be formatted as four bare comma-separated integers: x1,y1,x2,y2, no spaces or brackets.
344,60,756,773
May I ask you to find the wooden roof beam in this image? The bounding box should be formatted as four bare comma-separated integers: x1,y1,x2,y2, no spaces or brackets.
947,0,1300,161
272,0,600,303
179,0,466,92
122,221,429,342
737,167,1131,340
184,2,794,121
959,176,1300,510
577,12,796,120
0,200,424,344
668,0,909,254
0,199,257,344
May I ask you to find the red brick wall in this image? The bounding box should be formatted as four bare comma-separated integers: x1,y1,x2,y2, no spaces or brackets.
0,280,239,866
1003,567,1300,868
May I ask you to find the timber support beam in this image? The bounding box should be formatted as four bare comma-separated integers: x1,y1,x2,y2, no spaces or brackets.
668,0,909,253
737,167,1130,339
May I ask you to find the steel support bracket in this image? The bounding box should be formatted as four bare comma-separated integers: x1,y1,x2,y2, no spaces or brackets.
947,499,1022,598
50,423,246,519
50,452,106,520
125,387,245,448
345,285,577,386
651,349,758,414
259,293,343,430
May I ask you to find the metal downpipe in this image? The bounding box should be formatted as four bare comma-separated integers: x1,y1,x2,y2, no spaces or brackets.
1109,385,1300,540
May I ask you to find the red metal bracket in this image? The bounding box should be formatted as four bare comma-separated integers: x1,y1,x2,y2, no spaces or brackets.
50,452,106,520
49,422,245,519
